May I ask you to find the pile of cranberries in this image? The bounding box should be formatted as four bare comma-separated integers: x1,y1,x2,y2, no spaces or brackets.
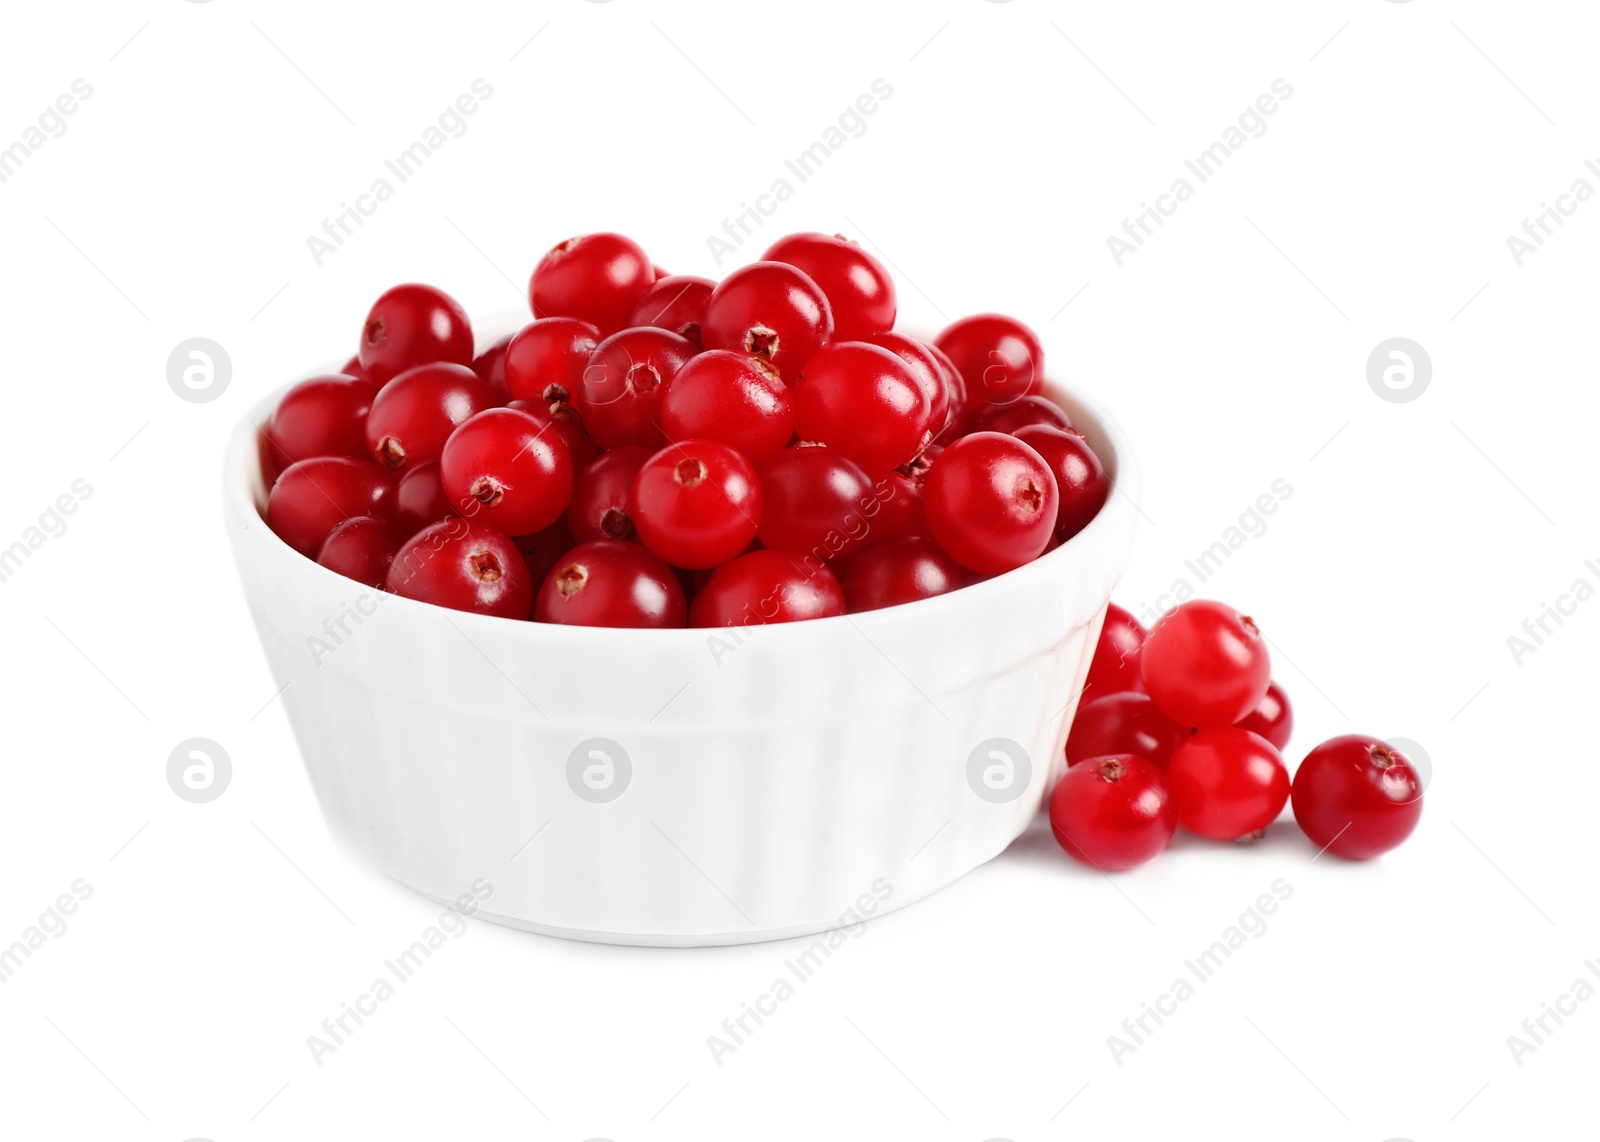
264,231,1109,627
1052,599,1424,868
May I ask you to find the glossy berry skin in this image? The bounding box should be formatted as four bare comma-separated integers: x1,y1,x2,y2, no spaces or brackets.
969,394,1073,435
756,447,876,564
924,432,1058,574
761,232,895,341
267,373,377,469
1167,728,1290,841
661,350,795,464
1049,755,1175,872
793,342,932,474
860,331,951,441
578,327,696,449
439,408,574,536
926,342,969,443
1142,600,1272,729
536,539,687,628
503,317,601,414
385,519,533,619
358,283,474,386
529,232,653,335
701,261,834,381
625,275,714,348
631,440,761,569
366,363,495,472
470,333,513,402
1082,602,1146,703
1013,425,1109,544
514,517,574,589
507,401,601,472
1066,693,1189,770
394,461,454,533
317,515,409,589
934,314,1043,409
267,456,395,558
690,550,845,628
840,536,966,612
873,446,940,541
1291,735,1422,860
567,446,651,542
1237,681,1293,752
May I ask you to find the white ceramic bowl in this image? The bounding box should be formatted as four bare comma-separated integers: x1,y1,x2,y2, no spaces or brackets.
224,322,1140,946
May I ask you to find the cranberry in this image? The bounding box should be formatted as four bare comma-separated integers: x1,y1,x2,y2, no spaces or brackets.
567,446,651,542
1167,728,1290,841
873,454,936,542
267,456,395,558
1012,425,1109,544
924,431,1057,574
394,461,454,533
1049,755,1175,872
760,232,895,341
357,283,474,386
385,519,533,619
507,401,601,471
934,313,1043,409
535,539,687,628
860,331,951,442
793,342,932,474
1066,692,1188,769
631,440,761,569
926,342,969,443
529,232,653,335
1142,601,1272,729
661,350,795,465
266,373,376,469
625,274,714,347
689,550,845,627
756,447,876,566
514,516,574,588
340,355,369,382
701,261,833,381
317,515,408,589
1237,681,1293,752
365,362,495,472
1082,602,1146,703
840,536,966,612
969,394,1073,435
471,333,513,403
503,317,601,415
1291,735,1422,859
578,326,695,449
439,408,574,536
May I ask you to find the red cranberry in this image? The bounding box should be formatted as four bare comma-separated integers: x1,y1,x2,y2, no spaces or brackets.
934,313,1043,409
1291,735,1423,859
365,362,495,472
470,333,513,403
969,394,1073,435
1237,681,1293,752
267,373,377,469
625,274,714,348
439,408,574,536
661,350,795,465
267,456,395,558
689,550,845,628
578,326,696,449
340,355,369,382
760,232,895,341
502,317,601,414
506,401,601,471
567,446,651,542
317,515,409,589
860,331,951,442
756,447,876,566
701,261,833,380
1049,755,1175,872
1012,425,1109,544
1142,601,1272,729
840,536,966,612
631,440,762,569
529,232,653,334
357,283,474,386
394,461,455,533
514,516,574,588
793,342,932,474
535,539,687,628
924,431,1057,574
1066,692,1188,770
385,519,533,619
1082,602,1146,703
1167,727,1290,841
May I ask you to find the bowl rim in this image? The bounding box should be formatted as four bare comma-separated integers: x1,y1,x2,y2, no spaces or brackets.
224,317,1142,645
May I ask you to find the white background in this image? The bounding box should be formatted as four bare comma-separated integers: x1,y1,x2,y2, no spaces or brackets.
1,1,1595,1138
